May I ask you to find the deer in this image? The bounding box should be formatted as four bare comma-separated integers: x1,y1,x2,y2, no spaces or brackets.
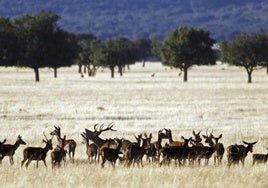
125,133,152,167
81,132,98,164
146,129,170,163
192,130,203,146
159,136,193,167
50,126,77,163
227,140,257,167
164,128,184,147
21,132,53,168
202,131,225,165
252,148,268,165
50,135,67,169
84,123,118,162
0,139,7,158
51,145,67,169
100,138,123,168
0,135,26,165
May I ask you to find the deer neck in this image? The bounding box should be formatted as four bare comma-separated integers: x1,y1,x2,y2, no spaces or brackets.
157,136,162,148
44,143,51,153
169,135,174,143
90,136,106,148
13,140,21,150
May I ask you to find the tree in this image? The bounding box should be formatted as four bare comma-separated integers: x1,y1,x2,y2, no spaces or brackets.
135,38,151,67
76,38,104,77
14,10,75,81
150,38,163,61
161,26,216,82
220,30,268,83
75,33,97,74
104,37,137,78
48,31,78,78
0,17,20,67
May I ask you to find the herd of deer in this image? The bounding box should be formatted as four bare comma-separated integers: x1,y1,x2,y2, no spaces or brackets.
0,123,267,169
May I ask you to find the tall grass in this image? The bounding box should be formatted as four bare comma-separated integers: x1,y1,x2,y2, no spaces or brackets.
0,63,267,187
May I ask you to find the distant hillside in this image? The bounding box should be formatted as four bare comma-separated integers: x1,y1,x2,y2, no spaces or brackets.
0,0,267,41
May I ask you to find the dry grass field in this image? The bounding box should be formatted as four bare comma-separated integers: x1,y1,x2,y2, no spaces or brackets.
0,63,268,188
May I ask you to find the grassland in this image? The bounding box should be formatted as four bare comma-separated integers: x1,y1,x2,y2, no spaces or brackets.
0,63,267,187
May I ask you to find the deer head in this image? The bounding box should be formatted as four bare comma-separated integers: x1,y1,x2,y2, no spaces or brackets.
242,141,258,152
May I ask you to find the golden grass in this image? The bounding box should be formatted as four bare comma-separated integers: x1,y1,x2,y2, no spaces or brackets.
0,63,268,187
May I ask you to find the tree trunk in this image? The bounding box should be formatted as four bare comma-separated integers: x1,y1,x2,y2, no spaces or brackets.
78,64,82,73
183,67,188,82
54,67,57,78
142,59,146,67
34,67,40,82
83,65,87,74
119,65,123,76
110,66,115,78
246,69,252,83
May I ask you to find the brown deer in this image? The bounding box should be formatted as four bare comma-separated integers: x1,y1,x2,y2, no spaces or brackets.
202,131,225,165
252,148,268,165
164,128,184,147
21,132,53,168
0,139,7,158
192,130,203,146
147,129,170,163
51,145,67,169
227,140,257,167
50,126,76,163
159,136,193,166
81,132,98,164
0,135,26,165
125,133,152,167
100,138,123,168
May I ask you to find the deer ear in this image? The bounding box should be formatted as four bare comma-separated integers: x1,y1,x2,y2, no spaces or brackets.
252,141,258,145
202,135,207,138
42,139,47,143
181,136,185,140
193,130,195,135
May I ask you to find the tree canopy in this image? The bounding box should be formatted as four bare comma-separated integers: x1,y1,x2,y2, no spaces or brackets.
161,26,216,82
220,30,268,83
0,10,79,81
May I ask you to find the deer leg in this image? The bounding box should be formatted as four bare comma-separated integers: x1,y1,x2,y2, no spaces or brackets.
21,158,27,167
25,159,31,168
101,159,105,168
42,160,47,168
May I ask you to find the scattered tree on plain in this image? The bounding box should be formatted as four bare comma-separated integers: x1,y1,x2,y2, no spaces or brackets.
220,30,268,83
2,10,78,82
161,26,216,82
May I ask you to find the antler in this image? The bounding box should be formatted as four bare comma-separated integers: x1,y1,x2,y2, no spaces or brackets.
98,123,116,133
43,132,48,141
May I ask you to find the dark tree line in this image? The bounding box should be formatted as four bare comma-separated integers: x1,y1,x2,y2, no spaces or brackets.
0,10,267,83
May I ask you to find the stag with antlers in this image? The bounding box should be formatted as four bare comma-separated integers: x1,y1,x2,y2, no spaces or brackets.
50,126,77,163
21,132,53,168
227,140,257,167
0,135,26,165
